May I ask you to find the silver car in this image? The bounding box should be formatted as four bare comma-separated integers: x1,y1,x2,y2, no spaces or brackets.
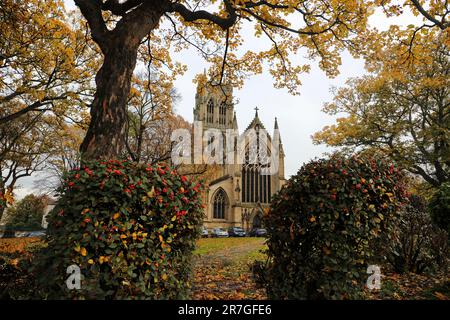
201,226,209,238
211,227,229,238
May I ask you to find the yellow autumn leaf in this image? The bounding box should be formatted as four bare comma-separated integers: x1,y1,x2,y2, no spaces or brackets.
434,292,448,300
80,247,87,256
147,186,155,198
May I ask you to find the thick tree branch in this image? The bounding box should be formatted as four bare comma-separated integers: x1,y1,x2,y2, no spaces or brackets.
0,96,66,125
169,0,237,30
410,0,449,30
74,0,110,51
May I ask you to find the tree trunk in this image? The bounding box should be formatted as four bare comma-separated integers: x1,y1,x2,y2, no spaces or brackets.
0,184,5,223
75,0,166,160
80,42,138,160
0,205,5,225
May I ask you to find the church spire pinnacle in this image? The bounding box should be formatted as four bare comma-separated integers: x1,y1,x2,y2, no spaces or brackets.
254,106,259,118
273,117,284,155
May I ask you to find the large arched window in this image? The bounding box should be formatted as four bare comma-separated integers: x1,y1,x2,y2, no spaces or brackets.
219,102,226,125
241,130,272,204
207,99,214,123
212,188,228,219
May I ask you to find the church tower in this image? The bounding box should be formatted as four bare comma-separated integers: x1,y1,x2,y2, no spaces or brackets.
193,80,235,133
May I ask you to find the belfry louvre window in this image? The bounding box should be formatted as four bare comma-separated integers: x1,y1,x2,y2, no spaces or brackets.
207,99,214,123
241,142,271,204
213,188,228,219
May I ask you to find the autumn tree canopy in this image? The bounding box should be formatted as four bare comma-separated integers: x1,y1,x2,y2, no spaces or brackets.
72,0,384,159
313,31,449,187
67,0,449,160
0,0,98,125
0,0,99,218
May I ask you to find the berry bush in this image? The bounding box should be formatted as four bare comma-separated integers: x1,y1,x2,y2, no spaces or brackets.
33,159,204,299
253,154,408,299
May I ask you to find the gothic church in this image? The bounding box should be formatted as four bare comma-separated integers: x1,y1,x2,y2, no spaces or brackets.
193,82,286,231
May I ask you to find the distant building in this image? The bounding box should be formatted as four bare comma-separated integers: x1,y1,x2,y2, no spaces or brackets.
41,198,57,229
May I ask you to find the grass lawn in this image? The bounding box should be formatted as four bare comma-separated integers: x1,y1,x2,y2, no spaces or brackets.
194,237,266,256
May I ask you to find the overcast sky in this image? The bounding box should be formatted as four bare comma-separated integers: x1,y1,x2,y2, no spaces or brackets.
13,1,421,200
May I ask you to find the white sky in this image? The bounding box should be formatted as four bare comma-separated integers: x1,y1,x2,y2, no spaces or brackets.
12,1,422,200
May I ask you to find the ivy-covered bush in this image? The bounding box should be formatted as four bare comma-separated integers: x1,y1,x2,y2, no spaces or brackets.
33,159,204,299
253,154,408,300
386,195,448,274
429,182,450,239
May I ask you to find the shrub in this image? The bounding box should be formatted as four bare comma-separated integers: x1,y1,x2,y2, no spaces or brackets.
5,194,46,230
386,195,448,274
32,159,204,299
429,182,450,239
253,154,408,299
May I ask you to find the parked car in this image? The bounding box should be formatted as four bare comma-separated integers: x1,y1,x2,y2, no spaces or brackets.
28,230,46,238
201,226,209,238
250,228,267,237
211,227,229,238
14,231,31,238
0,230,15,238
227,227,246,237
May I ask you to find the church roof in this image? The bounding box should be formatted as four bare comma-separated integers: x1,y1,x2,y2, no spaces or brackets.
244,107,267,132
209,174,232,187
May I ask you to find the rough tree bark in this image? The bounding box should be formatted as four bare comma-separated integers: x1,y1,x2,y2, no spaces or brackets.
75,0,167,160
79,44,139,159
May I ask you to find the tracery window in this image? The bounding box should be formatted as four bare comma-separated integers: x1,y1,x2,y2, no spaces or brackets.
207,99,214,123
212,188,228,219
241,132,272,203
219,102,226,125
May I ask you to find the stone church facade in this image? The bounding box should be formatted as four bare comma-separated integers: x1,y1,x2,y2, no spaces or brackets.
193,82,286,231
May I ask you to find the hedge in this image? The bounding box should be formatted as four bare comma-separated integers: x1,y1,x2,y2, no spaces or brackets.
253,154,408,299
33,159,204,299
